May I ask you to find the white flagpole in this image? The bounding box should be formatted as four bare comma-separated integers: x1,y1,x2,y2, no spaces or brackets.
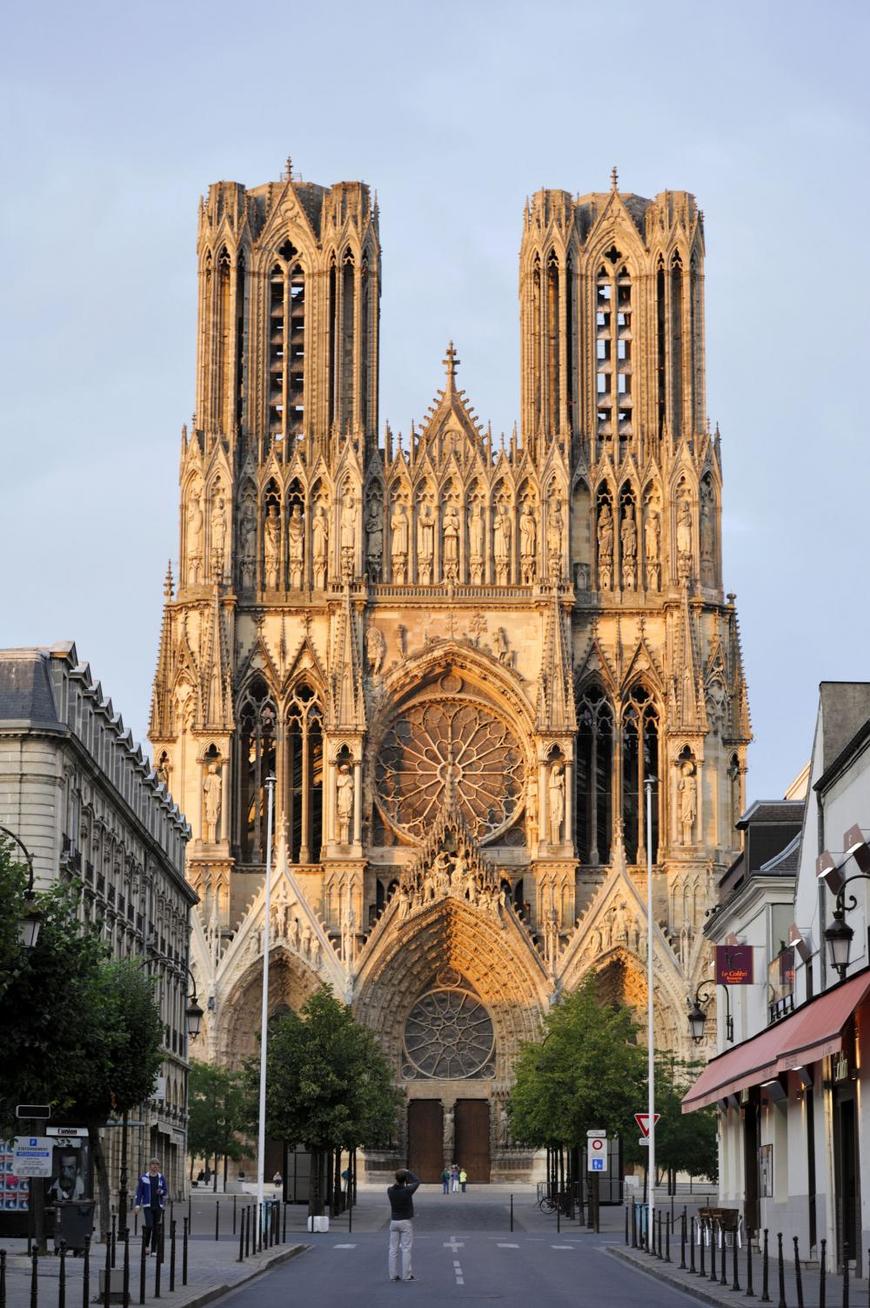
646,775,656,1243
256,774,276,1236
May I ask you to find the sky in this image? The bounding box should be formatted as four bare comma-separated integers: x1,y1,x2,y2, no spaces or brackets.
1,0,868,803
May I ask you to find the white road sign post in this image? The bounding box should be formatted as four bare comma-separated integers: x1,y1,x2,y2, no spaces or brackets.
586,1131,608,1172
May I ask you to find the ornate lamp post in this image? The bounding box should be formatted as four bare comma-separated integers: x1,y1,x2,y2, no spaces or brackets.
0,826,43,950
819,826,870,980
687,980,733,1044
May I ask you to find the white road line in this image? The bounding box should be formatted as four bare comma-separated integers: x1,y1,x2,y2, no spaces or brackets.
497,1242,520,1248
332,1244,356,1248
551,1244,574,1249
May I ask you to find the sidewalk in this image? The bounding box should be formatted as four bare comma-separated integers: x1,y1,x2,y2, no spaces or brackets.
0,1229,307,1308
609,1237,869,1307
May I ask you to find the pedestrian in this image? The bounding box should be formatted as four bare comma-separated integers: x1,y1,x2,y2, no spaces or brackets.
387,1168,419,1282
450,1163,459,1193
441,1167,450,1195
459,1168,467,1194
134,1158,168,1254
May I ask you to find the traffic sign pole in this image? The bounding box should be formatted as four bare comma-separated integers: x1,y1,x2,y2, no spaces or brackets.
645,776,656,1237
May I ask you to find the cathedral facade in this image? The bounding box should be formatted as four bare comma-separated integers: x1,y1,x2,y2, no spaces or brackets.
149,164,750,1181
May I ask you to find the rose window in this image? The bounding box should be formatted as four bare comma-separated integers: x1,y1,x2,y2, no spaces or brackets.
376,699,523,842
402,988,495,1079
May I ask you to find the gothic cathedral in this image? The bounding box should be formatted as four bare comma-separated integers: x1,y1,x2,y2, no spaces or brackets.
149,164,750,1181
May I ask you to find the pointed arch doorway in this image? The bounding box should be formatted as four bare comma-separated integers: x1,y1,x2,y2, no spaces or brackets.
407,1101,443,1182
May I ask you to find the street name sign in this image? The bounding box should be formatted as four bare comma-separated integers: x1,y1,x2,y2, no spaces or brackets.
634,1113,660,1137
47,1127,88,1138
13,1136,53,1177
16,1105,50,1120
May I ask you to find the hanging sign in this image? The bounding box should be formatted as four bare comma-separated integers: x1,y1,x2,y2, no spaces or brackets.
716,944,754,985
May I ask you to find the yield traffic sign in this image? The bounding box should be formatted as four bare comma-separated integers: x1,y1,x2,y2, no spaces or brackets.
634,1112,660,1137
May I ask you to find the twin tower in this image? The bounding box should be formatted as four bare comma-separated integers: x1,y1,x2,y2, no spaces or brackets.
150,161,749,1173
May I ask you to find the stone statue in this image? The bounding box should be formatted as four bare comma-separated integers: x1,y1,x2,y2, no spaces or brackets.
210,494,227,580
187,492,204,584
597,503,613,588
340,493,357,578
288,504,304,589
644,509,661,591
336,762,354,845
313,501,329,589
417,502,435,584
519,502,537,583
700,480,715,583
432,851,451,898
544,907,560,969
391,502,409,584
547,499,563,582
495,627,510,664
679,761,697,845
526,773,539,848
621,508,637,589
469,502,485,583
493,501,512,585
365,625,386,676
238,497,256,590
365,501,383,581
442,502,460,581
677,498,693,580
203,763,222,843
264,505,281,590
548,759,565,846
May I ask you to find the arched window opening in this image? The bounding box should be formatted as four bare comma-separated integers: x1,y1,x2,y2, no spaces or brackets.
622,685,659,864
596,248,632,447
656,255,666,438
235,250,246,428
576,685,613,864
360,256,370,429
268,245,305,446
268,262,285,443
238,679,277,864
328,256,337,430
671,251,683,441
532,256,542,430
288,258,305,440
340,250,356,431
546,251,560,434
284,683,323,863
217,248,232,435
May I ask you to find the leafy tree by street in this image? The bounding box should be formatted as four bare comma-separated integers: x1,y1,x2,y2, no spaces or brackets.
187,1061,250,1187
249,985,400,1212
653,1057,717,1182
509,973,646,1146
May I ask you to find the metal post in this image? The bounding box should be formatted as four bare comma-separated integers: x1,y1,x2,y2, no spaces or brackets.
666,1212,671,1262
282,1203,287,1244
238,1207,245,1263
557,1200,561,1235
746,1228,755,1297
0,1248,5,1308
761,1229,770,1303
110,1214,117,1270
215,1202,219,1242
122,1233,130,1308
256,776,276,1240
645,775,656,1250
843,1251,850,1308
710,1219,718,1283
153,1230,161,1301
138,1237,146,1307
777,1233,785,1308
82,1237,91,1308
103,1233,111,1308
169,1221,176,1294
793,1235,803,1308
187,1195,191,1233
59,1242,66,1308
690,1217,696,1274
722,1222,729,1286
819,1238,826,1308
245,1206,251,1258
700,1220,706,1278
233,1195,237,1235
732,1224,741,1291
510,1194,514,1233
182,1217,189,1285
680,1209,686,1269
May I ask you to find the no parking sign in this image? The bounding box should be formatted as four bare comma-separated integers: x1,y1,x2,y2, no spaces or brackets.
587,1130,607,1172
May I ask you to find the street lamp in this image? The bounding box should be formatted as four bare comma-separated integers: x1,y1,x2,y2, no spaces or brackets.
184,969,204,1040
0,826,43,951
687,980,733,1044
817,825,870,980
824,909,854,979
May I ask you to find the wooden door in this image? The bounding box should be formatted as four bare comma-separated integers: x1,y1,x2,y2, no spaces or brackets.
407,1100,444,1183
454,1099,491,1183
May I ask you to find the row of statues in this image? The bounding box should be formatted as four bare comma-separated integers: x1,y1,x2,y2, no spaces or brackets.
396,840,507,920
596,487,716,591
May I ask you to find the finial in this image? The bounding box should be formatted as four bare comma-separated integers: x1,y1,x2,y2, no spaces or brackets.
164,561,174,600
610,165,619,192
443,340,460,385
283,156,293,182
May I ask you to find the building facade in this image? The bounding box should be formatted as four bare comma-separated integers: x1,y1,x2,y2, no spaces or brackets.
0,644,195,1197
149,165,750,1180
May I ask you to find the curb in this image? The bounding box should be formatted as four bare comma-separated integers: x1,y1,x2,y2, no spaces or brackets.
606,1245,735,1307
176,1244,309,1308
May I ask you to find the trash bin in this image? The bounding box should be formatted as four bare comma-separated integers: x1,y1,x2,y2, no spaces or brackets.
54,1200,95,1253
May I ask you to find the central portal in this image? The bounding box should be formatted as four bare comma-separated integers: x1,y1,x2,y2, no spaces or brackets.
455,1099,491,1183
407,1100,444,1182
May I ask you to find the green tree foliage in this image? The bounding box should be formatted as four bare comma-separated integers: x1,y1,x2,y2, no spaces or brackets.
187,1061,250,1181
509,974,646,1147
653,1057,717,1181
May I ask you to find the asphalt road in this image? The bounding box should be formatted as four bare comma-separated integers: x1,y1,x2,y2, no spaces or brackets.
215,1196,706,1307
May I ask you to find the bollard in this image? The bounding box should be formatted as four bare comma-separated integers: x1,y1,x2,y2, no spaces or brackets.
843,1253,849,1308
30,1249,38,1308
666,1214,671,1263
111,1214,117,1270
59,1241,67,1308
732,1224,740,1292
245,1206,251,1259
138,1237,146,1307
103,1235,111,1308
0,1249,5,1308
233,1196,237,1236
690,1217,696,1274
187,1196,191,1233
182,1218,189,1287
557,1201,561,1235
238,1207,245,1263
777,1233,785,1308
215,1201,220,1242
819,1239,826,1308
793,1235,803,1308
283,1204,288,1244
169,1221,176,1294
720,1222,728,1287
122,1233,130,1308
625,1205,629,1246
153,1232,161,1301
761,1229,770,1303
680,1210,686,1269
700,1219,706,1278
710,1220,718,1284
82,1238,91,1308
134,1211,138,1239
746,1228,755,1297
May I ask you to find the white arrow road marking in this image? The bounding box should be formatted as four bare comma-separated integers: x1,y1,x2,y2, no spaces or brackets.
443,1236,464,1251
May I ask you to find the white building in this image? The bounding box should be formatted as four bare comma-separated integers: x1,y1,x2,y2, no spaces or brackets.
0,643,195,1198
684,682,870,1274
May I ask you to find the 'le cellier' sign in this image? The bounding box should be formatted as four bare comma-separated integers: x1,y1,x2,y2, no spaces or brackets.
716,944,754,985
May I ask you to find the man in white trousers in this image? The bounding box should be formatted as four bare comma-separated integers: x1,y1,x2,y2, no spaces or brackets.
386,1168,420,1282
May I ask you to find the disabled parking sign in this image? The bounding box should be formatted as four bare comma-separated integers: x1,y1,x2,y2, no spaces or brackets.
586,1131,608,1173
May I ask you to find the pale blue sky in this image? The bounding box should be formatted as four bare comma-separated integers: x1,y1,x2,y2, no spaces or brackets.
1,0,868,802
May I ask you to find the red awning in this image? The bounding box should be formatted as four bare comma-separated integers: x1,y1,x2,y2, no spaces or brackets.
682,970,870,1112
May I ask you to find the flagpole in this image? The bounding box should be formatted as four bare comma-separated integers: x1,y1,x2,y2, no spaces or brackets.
256,774,276,1237
646,775,656,1241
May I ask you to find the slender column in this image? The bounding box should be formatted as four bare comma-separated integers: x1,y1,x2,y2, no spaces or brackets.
353,759,362,844
636,730,646,866
352,263,363,432
564,759,574,853
299,725,311,863
538,760,548,854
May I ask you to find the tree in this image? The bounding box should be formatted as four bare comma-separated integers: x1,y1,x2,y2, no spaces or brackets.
509,974,646,1148
653,1057,717,1182
248,986,400,1213
0,847,164,1242
187,1061,250,1187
